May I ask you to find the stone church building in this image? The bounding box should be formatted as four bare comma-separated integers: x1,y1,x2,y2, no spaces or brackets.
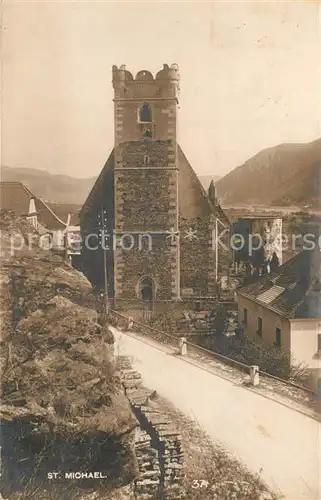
80,64,230,307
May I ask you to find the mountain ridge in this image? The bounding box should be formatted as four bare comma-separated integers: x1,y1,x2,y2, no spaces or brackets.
0,165,220,205
2,137,320,208
1,166,96,204
216,138,321,208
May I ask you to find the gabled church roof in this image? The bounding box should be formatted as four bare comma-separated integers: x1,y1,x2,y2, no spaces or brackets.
80,145,229,224
79,150,114,218
177,146,212,218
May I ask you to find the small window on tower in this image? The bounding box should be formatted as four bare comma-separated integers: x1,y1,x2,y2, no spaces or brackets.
139,103,152,123
143,155,150,165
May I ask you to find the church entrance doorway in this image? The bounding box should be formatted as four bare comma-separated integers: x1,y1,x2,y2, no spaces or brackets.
140,277,154,310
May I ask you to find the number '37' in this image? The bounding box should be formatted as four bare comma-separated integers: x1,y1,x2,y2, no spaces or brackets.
192,479,209,489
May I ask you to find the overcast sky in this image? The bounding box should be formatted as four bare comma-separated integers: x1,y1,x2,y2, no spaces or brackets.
2,1,321,179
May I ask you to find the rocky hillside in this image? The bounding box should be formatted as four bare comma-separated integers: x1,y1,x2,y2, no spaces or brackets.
0,211,138,498
216,138,321,208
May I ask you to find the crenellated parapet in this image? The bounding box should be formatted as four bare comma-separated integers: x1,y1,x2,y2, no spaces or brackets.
112,63,179,84
112,64,180,99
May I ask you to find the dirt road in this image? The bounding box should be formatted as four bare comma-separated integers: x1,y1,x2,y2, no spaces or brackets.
112,328,321,500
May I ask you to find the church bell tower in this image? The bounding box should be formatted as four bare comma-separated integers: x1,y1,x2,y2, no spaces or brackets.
112,64,180,304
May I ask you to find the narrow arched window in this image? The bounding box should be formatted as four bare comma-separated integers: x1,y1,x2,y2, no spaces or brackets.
139,103,152,123
139,276,154,302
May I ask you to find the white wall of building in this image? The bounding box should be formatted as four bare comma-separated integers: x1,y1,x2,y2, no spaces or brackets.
238,294,321,390
290,319,321,368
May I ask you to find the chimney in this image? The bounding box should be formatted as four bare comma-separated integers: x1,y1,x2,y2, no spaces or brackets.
208,179,218,206
28,197,37,215
27,197,38,228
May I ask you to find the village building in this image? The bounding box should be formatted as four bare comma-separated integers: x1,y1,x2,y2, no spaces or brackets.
237,248,321,391
45,204,82,268
225,208,283,276
0,181,80,263
80,64,231,308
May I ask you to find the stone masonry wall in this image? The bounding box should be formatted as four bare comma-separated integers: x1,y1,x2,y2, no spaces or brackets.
117,171,172,230
114,140,178,300
115,236,174,301
112,65,178,145
116,355,185,500
179,215,231,297
179,216,215,296
115,141,177,231
114,100,177,144
120,140,174,169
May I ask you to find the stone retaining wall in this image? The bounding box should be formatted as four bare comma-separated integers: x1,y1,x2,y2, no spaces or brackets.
134,428,160,500
116,355,185,499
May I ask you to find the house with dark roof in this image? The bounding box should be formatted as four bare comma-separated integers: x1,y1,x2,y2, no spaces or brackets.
80,64,231,306
0,181,67,231
0,182,80,259
237,248,321,390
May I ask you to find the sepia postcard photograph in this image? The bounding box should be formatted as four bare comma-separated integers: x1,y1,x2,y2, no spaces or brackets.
0,1,320,499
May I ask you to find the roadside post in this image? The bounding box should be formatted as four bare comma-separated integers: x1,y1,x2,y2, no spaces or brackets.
250,365,260,386
179,337,187,356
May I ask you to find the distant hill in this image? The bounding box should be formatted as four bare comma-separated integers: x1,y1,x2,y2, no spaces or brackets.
3,137,321,210
0,166,96,205
216,138,321,208
1,165,220,205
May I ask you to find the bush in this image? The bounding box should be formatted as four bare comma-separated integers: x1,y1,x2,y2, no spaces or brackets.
232,337,292,379
138,310,181,333
198,334,309,383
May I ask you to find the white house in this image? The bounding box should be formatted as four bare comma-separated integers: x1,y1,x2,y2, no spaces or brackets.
237,248,321,391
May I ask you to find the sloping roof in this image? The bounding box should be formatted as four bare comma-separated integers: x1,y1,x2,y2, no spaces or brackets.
38,199,68,229
0,182,66,230
257,285,285,304
47,203,81,226
177,146,230,224
177,146,212,218
238,248,321,319
80,150,115,219
80,145,230,224
224,207,282,221
0,181,34,215
70,211,80,226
